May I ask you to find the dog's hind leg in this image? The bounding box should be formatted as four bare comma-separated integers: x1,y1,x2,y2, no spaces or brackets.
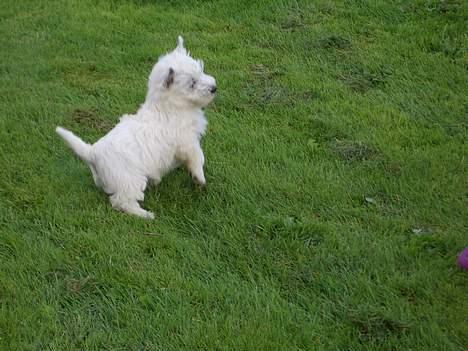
109,193,154,219
89,163,104,189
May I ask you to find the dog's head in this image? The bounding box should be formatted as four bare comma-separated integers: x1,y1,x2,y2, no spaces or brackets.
146,36,216,109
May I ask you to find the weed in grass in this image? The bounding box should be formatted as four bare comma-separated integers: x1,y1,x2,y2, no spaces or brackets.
70,108,114,132
316,34,351,50
329,139,378,162
350,311,410,342
338,64,392,93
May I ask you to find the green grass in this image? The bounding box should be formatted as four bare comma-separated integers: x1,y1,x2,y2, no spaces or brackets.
1,0,467,349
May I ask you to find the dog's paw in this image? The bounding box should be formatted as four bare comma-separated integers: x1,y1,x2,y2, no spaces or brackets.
196,183,207,192
144,211,155,220
135,209,155,220
192,175,206,188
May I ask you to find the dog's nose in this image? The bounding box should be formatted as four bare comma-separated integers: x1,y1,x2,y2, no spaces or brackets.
210,86,217,94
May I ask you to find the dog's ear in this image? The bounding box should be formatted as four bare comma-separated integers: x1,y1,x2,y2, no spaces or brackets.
176,35,187,54
164,68,175,88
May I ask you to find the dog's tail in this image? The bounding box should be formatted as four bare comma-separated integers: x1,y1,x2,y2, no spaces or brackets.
56,126,92,163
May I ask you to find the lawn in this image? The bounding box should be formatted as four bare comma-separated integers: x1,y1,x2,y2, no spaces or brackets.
0,0,467,349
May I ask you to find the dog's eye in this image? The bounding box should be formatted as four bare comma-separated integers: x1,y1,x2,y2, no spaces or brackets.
190,78,197,89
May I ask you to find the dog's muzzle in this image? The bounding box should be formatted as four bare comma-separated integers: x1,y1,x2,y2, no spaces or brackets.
210,86,217,94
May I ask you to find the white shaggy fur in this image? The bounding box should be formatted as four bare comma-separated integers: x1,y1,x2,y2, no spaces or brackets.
56,36,216,219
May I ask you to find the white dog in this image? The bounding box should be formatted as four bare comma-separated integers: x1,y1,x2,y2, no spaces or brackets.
56,36,216,219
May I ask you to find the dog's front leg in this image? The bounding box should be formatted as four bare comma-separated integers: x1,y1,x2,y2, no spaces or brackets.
177,142,206,187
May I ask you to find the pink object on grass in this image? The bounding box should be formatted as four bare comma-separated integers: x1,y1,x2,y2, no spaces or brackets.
457,248,468,270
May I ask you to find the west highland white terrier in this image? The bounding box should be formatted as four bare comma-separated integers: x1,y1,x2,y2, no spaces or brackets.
56,36,216,219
